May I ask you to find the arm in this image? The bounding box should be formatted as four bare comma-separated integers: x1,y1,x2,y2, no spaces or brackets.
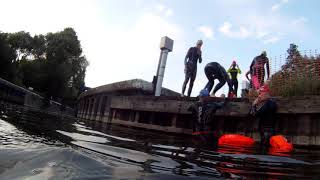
245,71,251,81
199,51,202,63
184,48,191,65
266,57,270,79
249,57,256,73
237,65,241,74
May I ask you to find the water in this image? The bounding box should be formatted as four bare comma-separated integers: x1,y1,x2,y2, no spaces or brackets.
0,107,319,179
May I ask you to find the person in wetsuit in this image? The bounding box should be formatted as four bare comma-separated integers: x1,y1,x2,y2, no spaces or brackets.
203,62,234,97
181,40,203,97
227,61,241,97
250,51,270,89
250,83,277,149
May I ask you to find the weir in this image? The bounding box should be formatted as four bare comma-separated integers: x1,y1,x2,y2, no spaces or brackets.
77,79,320,147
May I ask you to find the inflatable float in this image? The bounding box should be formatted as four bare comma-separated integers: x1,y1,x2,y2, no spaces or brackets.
217,134,293,153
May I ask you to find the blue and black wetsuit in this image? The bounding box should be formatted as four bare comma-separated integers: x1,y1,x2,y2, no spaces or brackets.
204,62,233,95
182,47,202,96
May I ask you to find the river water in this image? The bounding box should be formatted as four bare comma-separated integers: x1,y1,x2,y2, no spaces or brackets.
0,108,319,179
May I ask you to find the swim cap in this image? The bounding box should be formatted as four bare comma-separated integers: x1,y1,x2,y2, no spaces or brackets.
262,51,267,56
196,40,203,45
199,89,209,97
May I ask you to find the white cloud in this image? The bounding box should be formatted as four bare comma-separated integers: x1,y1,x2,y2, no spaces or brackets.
197,25,214,39
263,36,280,44
256,31,269,39
155,4,173,17
271,0,289,11
292,17,308,25
219,22,251,39
85,13,185,87
165,9,173,17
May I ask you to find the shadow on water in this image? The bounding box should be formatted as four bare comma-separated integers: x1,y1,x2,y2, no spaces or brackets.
0,105,320,179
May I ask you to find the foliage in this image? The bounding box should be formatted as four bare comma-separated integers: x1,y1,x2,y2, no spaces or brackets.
0,28,89,106
269,44,320,97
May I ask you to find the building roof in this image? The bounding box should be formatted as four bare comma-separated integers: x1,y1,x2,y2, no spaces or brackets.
79,79,180,98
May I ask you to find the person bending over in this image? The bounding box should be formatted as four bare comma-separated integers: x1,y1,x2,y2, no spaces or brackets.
203,62,233,97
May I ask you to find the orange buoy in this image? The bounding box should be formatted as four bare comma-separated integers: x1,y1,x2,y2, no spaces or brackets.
218,134,255,147
269,135,293,152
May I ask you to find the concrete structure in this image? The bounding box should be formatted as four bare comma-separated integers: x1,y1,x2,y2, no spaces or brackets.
77,79,320,146
77,79,180,122
155,36,174,96
0,77,74,117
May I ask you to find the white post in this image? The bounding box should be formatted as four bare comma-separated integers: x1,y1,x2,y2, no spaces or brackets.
154,36,173,96
155,49,169,96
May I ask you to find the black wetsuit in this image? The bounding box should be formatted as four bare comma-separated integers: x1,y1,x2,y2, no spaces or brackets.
252,99,277,148
204,62,233,95
182,47,202,96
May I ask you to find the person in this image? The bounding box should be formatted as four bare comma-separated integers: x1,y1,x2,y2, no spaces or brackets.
250,82,277,148
250,51,270,89
227,61,241,96
203,62,234,97
181,40,203,97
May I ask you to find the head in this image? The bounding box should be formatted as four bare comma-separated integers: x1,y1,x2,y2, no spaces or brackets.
232,60,237,68
261,50,267,57
196,40,203,49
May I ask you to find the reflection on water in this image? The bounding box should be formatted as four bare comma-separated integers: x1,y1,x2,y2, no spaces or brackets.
0,108,319,179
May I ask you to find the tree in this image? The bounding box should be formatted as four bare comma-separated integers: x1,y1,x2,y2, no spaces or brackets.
7,31,33,62
284,43,302,70
0,28,89,106
0,32,17,81
44,28,88,100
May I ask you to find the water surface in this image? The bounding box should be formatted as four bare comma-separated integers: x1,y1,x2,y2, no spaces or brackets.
0,108,319,179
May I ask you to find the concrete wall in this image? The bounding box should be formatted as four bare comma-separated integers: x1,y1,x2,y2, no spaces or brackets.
77,95,320,146
0,78,74,117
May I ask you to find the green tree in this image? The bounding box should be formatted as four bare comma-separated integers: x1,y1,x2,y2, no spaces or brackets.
7,31,33,62
44,28,88,100
284,43,302,70
0,32,17,80
0,28,89,106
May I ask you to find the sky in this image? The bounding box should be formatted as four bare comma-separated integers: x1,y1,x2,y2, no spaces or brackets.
1,0,319,96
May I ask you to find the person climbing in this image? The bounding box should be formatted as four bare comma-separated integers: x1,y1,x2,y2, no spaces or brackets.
181,40,203,97
250,51,270,89
227,61,241,97
188,90,226,147
250,81,277,149
202,62,234,97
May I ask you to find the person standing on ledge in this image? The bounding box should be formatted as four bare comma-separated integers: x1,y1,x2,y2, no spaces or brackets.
250,51,270,89
181,40,203,97
227,60,241,97
202,62,234,97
